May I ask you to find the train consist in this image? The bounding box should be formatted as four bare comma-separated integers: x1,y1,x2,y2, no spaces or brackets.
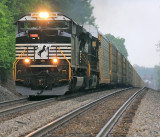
13,12,144,96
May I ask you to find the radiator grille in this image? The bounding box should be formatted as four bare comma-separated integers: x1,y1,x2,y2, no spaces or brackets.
16,44,71,60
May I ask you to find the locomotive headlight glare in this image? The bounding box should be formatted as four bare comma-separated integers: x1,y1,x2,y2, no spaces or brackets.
53,57,58,64
39,12,49,19
24,58,30,64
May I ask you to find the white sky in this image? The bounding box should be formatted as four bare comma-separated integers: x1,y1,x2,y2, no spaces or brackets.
92,0,160,67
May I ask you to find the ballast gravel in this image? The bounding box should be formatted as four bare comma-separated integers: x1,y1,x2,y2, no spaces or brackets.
127,89,160,137
46,89,138,137
0,85,18,102
0,88,121,137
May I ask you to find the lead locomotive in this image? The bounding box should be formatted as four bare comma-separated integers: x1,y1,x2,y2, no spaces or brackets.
14,12,99,96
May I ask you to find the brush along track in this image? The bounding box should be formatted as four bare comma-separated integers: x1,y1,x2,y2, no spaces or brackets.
25,88,137,137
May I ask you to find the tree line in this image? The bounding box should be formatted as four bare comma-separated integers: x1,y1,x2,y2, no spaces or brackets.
134,65,160,89
0,0,128,83
105,34,128,58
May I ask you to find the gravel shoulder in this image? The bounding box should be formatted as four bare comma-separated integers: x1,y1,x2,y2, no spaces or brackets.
127,89,160,137
0,85,19,102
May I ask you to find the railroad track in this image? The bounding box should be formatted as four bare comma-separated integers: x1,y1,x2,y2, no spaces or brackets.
0,89,103,122
25,87,138,137
0,97,28,109
0,90,96,113
96,87,145,137
0,97,56,118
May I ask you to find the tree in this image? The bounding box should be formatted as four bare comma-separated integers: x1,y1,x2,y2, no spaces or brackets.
0,0,52,83
5,0,51,21
5,0,95,26
48,0,95,25
105,34,128,58
0,2,15,82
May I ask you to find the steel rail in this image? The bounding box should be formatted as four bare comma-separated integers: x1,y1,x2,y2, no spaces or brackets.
25,87,132,137
0,97,28,108
0,98,56,117
96,87,145,137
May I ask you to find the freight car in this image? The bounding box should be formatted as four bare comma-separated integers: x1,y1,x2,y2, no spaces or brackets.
13,12,144,96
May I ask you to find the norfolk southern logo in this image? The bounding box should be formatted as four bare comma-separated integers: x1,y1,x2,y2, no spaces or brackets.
38,45,46,57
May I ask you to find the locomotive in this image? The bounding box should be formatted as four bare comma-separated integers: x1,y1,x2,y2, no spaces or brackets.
13,12,144,96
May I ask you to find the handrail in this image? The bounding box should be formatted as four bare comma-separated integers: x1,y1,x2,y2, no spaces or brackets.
13,48,27,81
81,53,91,77
98,35,102,83
99,46,102,83
57,47,71,81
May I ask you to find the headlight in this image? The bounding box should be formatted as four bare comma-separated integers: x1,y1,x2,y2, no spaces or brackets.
39,12,49,19
53,57,58,64
24,58,30,64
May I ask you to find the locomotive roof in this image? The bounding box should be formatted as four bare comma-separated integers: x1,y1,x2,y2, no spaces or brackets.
16,12,72,22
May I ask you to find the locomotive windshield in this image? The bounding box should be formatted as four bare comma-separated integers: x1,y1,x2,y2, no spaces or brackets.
18,20,70,32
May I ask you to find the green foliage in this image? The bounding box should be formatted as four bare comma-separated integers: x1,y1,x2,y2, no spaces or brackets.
5,0,51,21
105,34,128,58
0,3,15,82
0,0,51,83
4,0,95,25
48,0,95,25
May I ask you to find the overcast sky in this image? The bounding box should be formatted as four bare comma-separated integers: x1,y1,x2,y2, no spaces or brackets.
92,0,160,68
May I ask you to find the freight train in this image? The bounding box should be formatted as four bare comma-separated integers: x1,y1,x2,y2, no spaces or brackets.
13,12,144,96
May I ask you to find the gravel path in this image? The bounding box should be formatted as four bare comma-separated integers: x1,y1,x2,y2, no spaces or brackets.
0,88,121,137
127,89,160,137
